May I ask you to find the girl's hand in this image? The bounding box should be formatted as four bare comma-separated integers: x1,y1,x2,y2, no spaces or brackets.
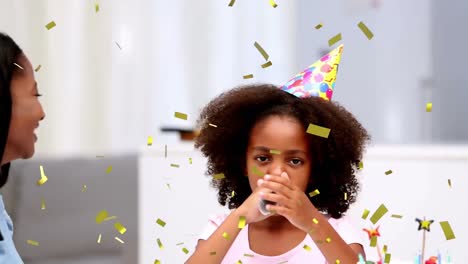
236,184,276,225
257,172,318,232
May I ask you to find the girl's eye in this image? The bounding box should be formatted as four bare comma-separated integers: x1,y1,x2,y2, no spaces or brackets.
255,156,269,162
290,159,303,166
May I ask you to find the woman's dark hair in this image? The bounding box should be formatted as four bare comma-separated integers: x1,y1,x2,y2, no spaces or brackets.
195,84,370,218
0,32,23,188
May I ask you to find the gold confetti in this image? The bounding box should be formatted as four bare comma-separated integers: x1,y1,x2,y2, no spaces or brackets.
357,21,374,40
13,63,23,70
252,166,264,177
328,33,342,47
176,242,184,246
45,21,56,30
95,3,100,13
182,247,189,254
303,244,312,251
104,216,117,221
383,245,388,253
269,149,281,155
165,144,167,158
370,235,377,247
96,210,109,224
115,42,122,50
106,166,112,174
244,253,254,257
147,136,153,146
238,216,246,229
315,23,323,30
97,234,102,244
308,189,320,197
209,251,216,255
384,253,391,263
37,165,48,185
358,161,364,170
439,221,455,240
243,74,254,79
82,184,87,192
231,190,236,197
209,123,218,127
344,192,347,200
115,237,124,244
312,218,319,224
236,261,242,264
222,232,230,240
370,204,388,224
214,173,225,180
391,214,403,219
27,240,39,246
34,65,42,72
114,222,127,234
335,260,341,264
154,260,161,264
254,41,269,61
170,164,180,168
188,158,192,164
306,124,331,138
362,209,370,220
261,61,273,68
156,218,166,227
41,199,46,210
228,0,235,7
426,102,433,112
448,179,452,188
385,170,393,175
174,111,188,120
269,0,278,8
157,238,163,249
325,237,331,243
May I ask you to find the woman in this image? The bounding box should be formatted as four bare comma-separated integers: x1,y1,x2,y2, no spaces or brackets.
0,32,46,262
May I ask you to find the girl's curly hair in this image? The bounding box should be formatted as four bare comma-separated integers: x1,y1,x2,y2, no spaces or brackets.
195,83,370,218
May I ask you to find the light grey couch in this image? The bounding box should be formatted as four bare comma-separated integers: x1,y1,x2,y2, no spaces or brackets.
1,154,138,264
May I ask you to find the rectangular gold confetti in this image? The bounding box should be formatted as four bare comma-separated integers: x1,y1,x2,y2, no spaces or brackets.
252,166,264,177
383,245,388,253
243,253,254,257
82,184,87,192
97,234,102,244
344,192,347,200
13,63,23,70
357,21,374,40
243,74,254,79
448,179,452,188
115,236,124,244
335,260,340,264
34,65,42,72
156,218,166,227
210,251,216,255
96,210,109,224
147,136,153,146
106,166,112,174
308,189,320,197
303,244,312,251
154,260,161,264
222,232,230,240
269,0,278,8
261,61,273,68
115,42,122,50
362,209,370,220
45,21,56,30
325,237,331,243
315,23,323,30
165,144,167,158
157,238,163,249
231,190,236,197
238,216,246,229
328,33,342,47
37,165,48,185
306,124,331,138
104,216,117,221
391,214,403,219
114,222,127,234
176,242,184,246
426,102,433,112
174,111,188,120
209,123,218,127
358,161,364,170
214,173,225,180
385,170,393,175
189,158,192,164
170,164,180,168
269,149,281,155
27,240,39,246
439,221,455,240
370,235,377,247
236,261,242,264
312,218,319,224
95,3,100,13
254,41,269,61
41,199,46,210
228,0,235,7
384,253,391,263
370,204,388,224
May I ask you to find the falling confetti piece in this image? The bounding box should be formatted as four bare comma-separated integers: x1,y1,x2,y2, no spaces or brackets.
269,149,281,155
357,21,374,40
325,237,331,243
236,261,243,264
244,253,254,257
176,242,184,246
254,41,269,61
115,237,124,244
156,218,166,227
439,221,455,240
362,209,370,220
238,216,246,229
95,3,100,13
147,136,153,146
41,199,46,210
222,232,230,240
154,260,161,264
344,192,347,200
315,23,323,30
308,189,320,197
303,244,312,251
82,184,87,192
426,102,433,112
174,111,188,120
189,158,192,164
231,190,236,197
104,216,117,221
243,74,254,79
210,251,216,255
384,253,391,263
385,170,393,175
165,145,167,158
97,234,102,244
252,166,264,177
448,179,452,188
182,248,189,254
157,238,163,249
106,166,112,174
209,123,217,127
370,235,377,247
391,214,403,219
37,165,48,185
306,124,330,138
165,183,171,190
269,0,278,8
328,33,342,47
370,204,388,224
170,164,180,168
358,161,364,170
383,245,388,253
228,0,235,6
115,42,122,50
312,218,319,224
335,260,341,264
214,173,225,180
34,65,42,72
114,222,127,234
27,240,39,246
13,63,23,70
96,210,109,224
261,61,273,68
45,21,56,30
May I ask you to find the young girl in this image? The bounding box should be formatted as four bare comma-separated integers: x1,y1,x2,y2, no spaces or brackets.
186,83,370,264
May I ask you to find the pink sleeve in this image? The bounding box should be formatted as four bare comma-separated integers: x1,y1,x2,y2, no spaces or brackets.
332,215,366,246
198,214,228,241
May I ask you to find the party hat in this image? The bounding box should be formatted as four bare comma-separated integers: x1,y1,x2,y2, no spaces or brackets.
280,44,343,101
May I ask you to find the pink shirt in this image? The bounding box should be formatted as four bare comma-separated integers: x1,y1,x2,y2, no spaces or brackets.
198,213,365,264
